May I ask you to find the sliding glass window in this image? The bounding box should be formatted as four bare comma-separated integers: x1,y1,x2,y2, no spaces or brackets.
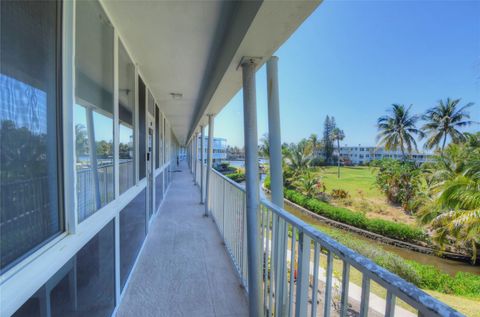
118,41,135,194
75,1,114,222
0,0,63,272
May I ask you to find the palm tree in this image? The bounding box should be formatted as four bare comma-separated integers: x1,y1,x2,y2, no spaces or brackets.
331,128,345,178
284,142,312,174
421,98,475,153
376,104,424,158
418,142,480,263
259,133,270,158
309,133,320,156
75,124,89,157
294,171,321,197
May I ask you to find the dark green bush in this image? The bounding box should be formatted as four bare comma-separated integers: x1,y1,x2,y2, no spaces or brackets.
226,172,245,183
407,261,480,296
284,189,426,242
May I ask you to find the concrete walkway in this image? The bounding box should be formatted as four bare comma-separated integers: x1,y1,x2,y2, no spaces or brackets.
116,162,248,317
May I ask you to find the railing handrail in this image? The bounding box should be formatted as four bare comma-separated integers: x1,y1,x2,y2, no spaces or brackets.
209,167,463,317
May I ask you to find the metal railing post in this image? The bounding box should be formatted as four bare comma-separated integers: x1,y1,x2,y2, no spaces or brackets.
295,231,311,317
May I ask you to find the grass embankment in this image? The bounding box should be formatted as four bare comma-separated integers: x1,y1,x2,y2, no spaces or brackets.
264,175,480,315
313,166,416,224
308,224,480,315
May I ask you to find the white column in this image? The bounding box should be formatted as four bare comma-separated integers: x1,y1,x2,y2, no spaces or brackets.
200,125,205,204
267,56,287,315
205,114,214,216
241,58,262,317
193,132,197,183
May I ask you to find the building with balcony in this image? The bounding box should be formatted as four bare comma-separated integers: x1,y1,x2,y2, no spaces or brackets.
338,146,434,165
197,136,227,166
0,1,462,317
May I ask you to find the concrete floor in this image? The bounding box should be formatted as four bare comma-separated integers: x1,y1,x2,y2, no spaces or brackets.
116,162,249,317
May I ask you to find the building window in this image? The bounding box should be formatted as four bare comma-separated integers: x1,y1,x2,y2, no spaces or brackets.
13,220,115,317
75,0,114,222
155,105,160,169
0,0,63,272
118,41,135,194
138,77,146,180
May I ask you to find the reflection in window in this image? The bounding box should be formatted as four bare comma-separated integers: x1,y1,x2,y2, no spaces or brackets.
75,0,114,221
119,41,135,194
120,189,146,290
0,1,62,272
75,105,114,221
12,221,115,317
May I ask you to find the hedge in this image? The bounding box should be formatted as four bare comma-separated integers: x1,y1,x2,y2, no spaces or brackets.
226,172,245,183
283,189,426,243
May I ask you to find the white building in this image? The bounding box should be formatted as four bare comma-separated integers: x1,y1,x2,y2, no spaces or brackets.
197,136,227,165
338,145,433,165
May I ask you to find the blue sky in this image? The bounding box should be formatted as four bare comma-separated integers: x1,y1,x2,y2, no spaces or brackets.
215,0,480,148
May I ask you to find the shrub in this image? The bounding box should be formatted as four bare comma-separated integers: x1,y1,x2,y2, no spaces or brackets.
312,225,479,297
331,189,349,199
407,261,480,296
226,172,245,183
373,159,423,212
284,189,426,242
264,175,271,189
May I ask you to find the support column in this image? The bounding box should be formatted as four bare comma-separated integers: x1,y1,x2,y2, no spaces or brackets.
242,58,262,317
267,56,288,315
205,114,214,216
200,125,205,204
193,132,197,183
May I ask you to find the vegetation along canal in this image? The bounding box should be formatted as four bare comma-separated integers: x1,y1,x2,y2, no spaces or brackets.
261,184,480,276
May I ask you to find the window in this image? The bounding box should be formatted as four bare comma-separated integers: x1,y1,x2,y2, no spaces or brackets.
155,105,160,169
13,221,115,317
118,41,135,194
75,0,114,222
147,90,154,117
138,77,146,180
120,190,146,290
0,0,63,272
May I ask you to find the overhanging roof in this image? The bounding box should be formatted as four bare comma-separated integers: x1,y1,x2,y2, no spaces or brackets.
103,0,321,145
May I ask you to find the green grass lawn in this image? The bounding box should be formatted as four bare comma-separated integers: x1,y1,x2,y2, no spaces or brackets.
313,166,380,199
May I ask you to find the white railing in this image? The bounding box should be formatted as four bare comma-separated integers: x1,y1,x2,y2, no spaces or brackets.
208,169,463,317
209,170,249,288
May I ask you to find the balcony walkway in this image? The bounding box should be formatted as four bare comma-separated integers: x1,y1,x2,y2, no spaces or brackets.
117,162,248,317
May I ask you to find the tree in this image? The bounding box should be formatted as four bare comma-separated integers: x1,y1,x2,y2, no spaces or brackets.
323,116,336,163
284,141,312,174
294,171,321,198
421,98,475,153
259,133,270,158
75,124,88,158
418,141,480,263
331,128,345,178
309,133,320,156
376,104,424,158
374,159,423,212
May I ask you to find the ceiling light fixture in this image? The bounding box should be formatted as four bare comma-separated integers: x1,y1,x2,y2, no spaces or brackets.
170,92,183,100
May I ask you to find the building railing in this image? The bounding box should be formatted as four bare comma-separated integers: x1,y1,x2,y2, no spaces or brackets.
77,160,133,220
208,168,463,317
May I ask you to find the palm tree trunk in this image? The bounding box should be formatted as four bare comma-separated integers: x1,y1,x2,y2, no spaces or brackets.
441,133,448,155
337,139,340,178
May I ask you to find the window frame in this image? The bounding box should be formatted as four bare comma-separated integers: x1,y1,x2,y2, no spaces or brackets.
0,0,65,276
